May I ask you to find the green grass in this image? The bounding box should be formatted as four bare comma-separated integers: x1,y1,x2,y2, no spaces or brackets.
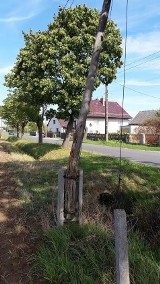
35,223,160,284
1,138,160,283
83,139,160,151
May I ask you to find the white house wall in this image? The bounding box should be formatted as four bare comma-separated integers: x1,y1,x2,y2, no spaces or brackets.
86,118,126,134
47,118,64,134
130,125,139,134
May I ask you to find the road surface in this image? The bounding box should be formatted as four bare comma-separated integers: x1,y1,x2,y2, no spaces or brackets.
24,135,160,167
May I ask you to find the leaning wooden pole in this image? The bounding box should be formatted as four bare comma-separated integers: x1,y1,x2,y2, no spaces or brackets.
67,0,111,177
63,0,112,221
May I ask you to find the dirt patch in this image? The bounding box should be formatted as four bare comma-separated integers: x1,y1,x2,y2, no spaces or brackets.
0,142,47,283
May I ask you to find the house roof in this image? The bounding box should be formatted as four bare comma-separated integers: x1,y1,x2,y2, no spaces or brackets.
129,110,157,125
88,99,132,119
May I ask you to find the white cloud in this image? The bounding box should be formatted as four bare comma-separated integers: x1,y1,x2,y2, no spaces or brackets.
0,0,46,24
125,32,160,55
0,14,35,23
126,80,160,86
0,65,13,75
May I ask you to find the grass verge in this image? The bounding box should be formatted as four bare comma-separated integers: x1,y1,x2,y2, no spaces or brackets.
1,137,160,283
83,139,160,151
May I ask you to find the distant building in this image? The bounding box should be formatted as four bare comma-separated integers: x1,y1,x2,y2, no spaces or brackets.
47,98,132,135
0,117,5,130
128,110,157,133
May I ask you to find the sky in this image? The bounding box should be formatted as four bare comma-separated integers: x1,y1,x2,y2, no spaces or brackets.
0,0,160,118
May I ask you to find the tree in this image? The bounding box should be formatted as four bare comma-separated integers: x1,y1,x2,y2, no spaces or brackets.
0,106,3,117
4,30,54,143
45,4,123,147
2,91,29,137
62,0,112,220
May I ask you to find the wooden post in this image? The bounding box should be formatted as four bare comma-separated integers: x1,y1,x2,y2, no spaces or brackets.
114,209,130,284
57,169,83,225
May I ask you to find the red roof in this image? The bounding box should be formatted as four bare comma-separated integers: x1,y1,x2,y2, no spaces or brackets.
88,99,132,119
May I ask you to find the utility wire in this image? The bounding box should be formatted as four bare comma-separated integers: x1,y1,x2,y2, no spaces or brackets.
64,0,70,9
114,81,160,100
70,0,75,8
117,0,129,206
124,50,160,67
118,54,160,74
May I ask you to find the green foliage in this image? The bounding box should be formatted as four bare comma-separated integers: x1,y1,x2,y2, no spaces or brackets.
46,5,123,121
2,92,28,131
4,5,122,142
0,105,3,116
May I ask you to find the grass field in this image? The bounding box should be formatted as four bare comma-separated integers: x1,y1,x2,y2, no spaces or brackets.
1,136,160,283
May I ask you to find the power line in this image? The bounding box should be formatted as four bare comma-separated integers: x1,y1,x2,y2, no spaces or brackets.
114,81,160,100
124,50,160,67
120,54,160,73
118,0,129,201
64,0,70,9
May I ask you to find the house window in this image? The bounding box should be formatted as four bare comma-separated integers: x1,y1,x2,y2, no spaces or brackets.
56,128,59,133
53,120,55,124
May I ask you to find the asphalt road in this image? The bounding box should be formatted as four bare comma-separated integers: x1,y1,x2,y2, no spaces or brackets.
24,135,160,167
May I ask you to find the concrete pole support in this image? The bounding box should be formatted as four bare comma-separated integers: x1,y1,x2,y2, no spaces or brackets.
114,209,130,284
57,169,65,226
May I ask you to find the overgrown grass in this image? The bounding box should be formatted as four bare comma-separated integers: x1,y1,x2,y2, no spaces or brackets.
1,138,160,283
35,223,115,284
83,139,160,151
35,223,160,284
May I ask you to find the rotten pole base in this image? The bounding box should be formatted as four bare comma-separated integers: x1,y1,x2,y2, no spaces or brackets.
114,209,130,284
57,168,83,226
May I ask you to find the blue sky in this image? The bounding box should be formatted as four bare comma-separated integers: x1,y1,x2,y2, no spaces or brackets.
0,0,160,117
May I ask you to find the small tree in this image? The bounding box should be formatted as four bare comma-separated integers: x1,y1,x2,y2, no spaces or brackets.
45,4,123,147
2,92,29,137
4,30,54,143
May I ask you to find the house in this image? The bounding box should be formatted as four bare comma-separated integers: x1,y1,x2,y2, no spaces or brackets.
0,117,5,130
128,110,157,134
86,98,132,134
47,118,68,136
47,98,132,135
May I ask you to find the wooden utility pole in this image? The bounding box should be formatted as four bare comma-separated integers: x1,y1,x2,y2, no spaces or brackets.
64,0,112,220
105,84,108,141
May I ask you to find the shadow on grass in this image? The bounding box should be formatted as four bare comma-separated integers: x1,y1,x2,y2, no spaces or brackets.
1,140,160,254
16,142,60,159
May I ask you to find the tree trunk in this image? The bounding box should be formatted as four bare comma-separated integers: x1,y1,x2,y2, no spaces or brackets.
64,0,111,220
61,116,74,148
16,123,20,138
21,122,26,138
37,120,43,144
